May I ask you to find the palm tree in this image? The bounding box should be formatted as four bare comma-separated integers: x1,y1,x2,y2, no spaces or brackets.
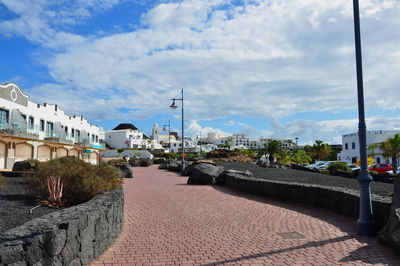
368,133,400,174
292,150,312,166
264,140,281,164
313,140,332,161
276,150,293,166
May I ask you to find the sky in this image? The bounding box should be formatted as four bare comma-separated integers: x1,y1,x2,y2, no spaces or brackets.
0,0,399,144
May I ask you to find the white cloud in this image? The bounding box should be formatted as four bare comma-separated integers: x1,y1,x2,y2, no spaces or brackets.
265,116,400,145
186,120,231,138
1,0,399,137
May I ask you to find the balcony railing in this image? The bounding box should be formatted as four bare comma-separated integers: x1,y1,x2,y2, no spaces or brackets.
0,120,103,148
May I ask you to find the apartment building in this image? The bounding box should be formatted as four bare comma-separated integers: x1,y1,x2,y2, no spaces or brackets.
0,82,104,169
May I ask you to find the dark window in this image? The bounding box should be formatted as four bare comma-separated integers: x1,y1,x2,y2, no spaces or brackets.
92,134,94,142
75,130,80,142
96,135,98,142
40,120,45,131
377,157,381,164
352,142,355,149
28,117,34,129
21,114,26,120
65,126,68,135
72,128,75,137
46,122,53,137
345,143,348,150
0,109,9,129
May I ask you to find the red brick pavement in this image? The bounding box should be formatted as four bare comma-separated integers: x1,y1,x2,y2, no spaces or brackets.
91,165,399,265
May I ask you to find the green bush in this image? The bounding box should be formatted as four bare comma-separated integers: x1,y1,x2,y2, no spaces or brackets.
26,157,122,206
139,159,152,167
117,148,125,153
320,169,329,174
326,162,351,172
0,174,4,190
370,170,379,175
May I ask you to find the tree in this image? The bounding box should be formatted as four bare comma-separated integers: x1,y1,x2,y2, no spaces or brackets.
264,140,281,164
368,133,400,174
292,150,312,166
313,140,332,161
276,150,292,165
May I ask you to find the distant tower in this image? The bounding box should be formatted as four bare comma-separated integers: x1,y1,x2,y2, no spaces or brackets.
152,123,159,141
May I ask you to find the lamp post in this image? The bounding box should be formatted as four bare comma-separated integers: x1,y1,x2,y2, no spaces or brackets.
352,0,376,236
170,89,185,175
163,120,171,165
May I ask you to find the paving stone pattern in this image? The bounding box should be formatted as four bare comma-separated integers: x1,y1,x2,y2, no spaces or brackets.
92,165,400,265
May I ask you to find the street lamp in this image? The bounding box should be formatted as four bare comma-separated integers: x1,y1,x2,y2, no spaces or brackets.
170,89,185,175
163,120,171,165
352,0,376,236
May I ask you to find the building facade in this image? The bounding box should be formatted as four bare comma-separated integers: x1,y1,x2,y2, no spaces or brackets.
0,83,104,169
338,130,400,165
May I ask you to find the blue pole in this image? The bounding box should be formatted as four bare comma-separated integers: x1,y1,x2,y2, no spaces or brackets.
181,88,185,175
353,0,376,236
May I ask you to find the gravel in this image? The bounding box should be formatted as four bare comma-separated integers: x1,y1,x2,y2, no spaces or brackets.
217,162,394,197
0,176,62,233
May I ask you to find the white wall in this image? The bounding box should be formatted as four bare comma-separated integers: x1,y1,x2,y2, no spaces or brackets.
338,130,400,165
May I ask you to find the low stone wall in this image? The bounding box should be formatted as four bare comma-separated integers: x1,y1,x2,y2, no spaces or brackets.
224,173,391,231
0,188,124,266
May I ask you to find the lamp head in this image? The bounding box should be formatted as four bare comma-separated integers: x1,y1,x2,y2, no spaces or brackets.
163,125,167,131
169,99,178,110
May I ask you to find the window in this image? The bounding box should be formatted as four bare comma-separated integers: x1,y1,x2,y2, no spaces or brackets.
345,143,348,150
75,130,80,142
96,135,98,142
65,126,68,135
71,128,75,137
91,134,95,143
28,117,34,129
40,120,45,131
0,109,9,129
377,157,381,164
46,122,53,137
352,142,355,149
21,114,26,121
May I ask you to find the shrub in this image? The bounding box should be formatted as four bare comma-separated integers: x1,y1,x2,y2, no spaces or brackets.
117,148,125,153
320,170,329,174
26,157,122,206
139,159,152,167
370,170,379,175
327,162,351,173
0,174,4,190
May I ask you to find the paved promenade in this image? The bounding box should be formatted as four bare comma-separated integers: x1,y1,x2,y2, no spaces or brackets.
91,165,399,265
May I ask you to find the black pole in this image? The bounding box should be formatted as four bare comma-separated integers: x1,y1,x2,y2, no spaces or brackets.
353,0,376,236
181,89,185,175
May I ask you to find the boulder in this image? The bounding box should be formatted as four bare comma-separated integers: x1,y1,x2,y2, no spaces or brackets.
187,163,225,185
12,160,37,172
153,158,166,164
183,163,195,176
225,169,253,178
115,164,133,178
378,177,400,250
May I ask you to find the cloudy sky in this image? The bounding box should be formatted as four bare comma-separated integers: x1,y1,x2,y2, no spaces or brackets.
1,0,399,144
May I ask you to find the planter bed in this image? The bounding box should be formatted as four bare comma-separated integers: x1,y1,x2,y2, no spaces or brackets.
217,162,394,197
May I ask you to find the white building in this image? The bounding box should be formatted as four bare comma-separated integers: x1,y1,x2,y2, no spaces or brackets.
105,123,147,149
338,130,400,165
0,82,103,169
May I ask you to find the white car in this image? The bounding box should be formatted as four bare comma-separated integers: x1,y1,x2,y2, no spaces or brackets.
385,166,400,175
309,162,327,170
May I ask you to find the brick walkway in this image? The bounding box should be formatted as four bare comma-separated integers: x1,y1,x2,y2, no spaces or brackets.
91,165,399,265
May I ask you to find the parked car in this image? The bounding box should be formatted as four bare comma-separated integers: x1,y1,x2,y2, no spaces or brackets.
368,164,392,174
385,166,400,175
308,162,326,170
348,164,360,172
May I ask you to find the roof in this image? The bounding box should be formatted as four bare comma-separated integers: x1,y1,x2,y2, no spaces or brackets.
111,123,148,139
113,123,138,131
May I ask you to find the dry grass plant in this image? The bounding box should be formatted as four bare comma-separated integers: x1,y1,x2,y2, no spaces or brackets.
0,174,4,190
26,157,122,206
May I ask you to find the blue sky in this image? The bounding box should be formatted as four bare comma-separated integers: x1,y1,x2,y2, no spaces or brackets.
1,0,400,144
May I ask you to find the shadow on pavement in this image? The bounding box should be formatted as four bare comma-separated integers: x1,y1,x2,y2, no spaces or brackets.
209,185,399,265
